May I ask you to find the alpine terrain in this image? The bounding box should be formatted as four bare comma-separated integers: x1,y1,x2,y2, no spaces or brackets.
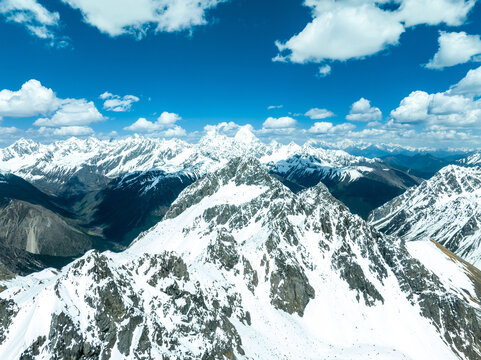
0,129,421,221
369,165,481,268
0,158,480,359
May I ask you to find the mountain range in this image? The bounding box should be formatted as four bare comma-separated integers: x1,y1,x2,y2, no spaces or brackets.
0,158,480,359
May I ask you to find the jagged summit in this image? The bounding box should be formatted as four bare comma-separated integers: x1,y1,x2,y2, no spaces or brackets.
459,152,481,167
1,159,479,359
0,134,376,193
233,125,258,144
369,164,481,267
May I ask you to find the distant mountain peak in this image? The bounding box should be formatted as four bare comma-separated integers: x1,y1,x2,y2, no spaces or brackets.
234,125,257,144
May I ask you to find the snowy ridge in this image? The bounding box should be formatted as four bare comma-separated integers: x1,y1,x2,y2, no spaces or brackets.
459,152,481,167
0,128,377,190
0,158,480,359
369,165,481,267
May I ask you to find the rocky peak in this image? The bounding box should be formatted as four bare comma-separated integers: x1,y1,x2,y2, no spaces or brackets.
1,158,481,359
164,157,279,220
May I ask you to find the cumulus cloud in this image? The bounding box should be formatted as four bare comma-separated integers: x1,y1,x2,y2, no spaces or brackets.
0,79,60,117
275,1,404,63
204,121,244,136
449,65,481,97
0,126,19,134
346,98,382,122
160,125,187,137
390,90,481,127
426,32,481,69
395,0,475,27
0,0,61,42
157,111,181,126
37,125,94,137
262,116,297,129
53,126,94,136
0,79,105,131
34,99,105,127
100,92,140,112
318,64,331,77
309,121,355,134
124,111,182,132
305,108,335,120
124,118,157,132
60,0,224,38
275,0,474,64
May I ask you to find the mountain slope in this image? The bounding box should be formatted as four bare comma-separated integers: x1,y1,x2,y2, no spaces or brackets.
0,158,479,359
0,173,92,258
270,154,421,218
369,165,481,267
86,170,199,244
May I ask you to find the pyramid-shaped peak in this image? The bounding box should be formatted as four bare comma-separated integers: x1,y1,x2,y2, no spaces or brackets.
234,125,258,144
164,157,279,219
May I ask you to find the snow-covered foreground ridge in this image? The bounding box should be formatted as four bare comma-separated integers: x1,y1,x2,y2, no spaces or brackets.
0,158,480,359
0,129,376,187
369,165,481,267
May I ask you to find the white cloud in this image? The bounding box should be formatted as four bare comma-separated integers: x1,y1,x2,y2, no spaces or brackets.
318,64,331,77
0,79,60,117
308,121,355,134
161,125,187,137
124,118,158,132
204,121,243,135
390,90,481,127
275,1,404,63
426,31,481,69
395,0,475,27
275,0,474,64
34,99,105,127
37,125,94,137
267,105,283,110
308,121,333,134
348,128,388,138
157,111,181,126
305,108,335,120
346,98,382,122
0,0,60,41
124,111,182,132
101,92,140,112
262,116,297,129
0,126,19,134
60,0,224,38
53,126,94,136
449,65,481,97
390,91,431,123
0,79,105,130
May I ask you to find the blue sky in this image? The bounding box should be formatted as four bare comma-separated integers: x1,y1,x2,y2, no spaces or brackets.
1,0,481,148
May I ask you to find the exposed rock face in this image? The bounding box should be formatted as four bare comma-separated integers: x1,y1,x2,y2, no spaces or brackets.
88,169,198,244
0,243,45,280
0,200,91,257
270,154,421,219
369,165,481,267
0,158,480,359
0,133,410,221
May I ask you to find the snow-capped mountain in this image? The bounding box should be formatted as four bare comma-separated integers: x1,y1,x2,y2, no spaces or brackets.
0,128,378,196
458,152,481,167
270,154,421,218
369,165,481,267
0,128,421,220
0,158,480,359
